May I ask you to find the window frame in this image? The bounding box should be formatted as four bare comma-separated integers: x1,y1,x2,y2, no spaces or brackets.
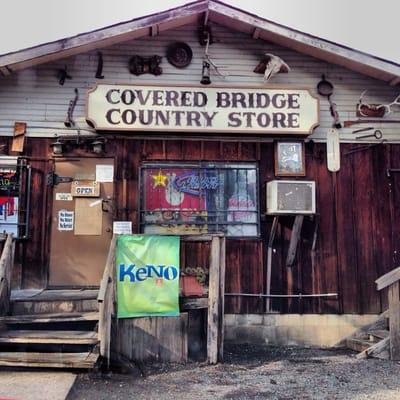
138,161,260,238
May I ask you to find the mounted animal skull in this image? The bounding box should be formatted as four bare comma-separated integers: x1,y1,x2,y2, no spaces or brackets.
254,53,290,82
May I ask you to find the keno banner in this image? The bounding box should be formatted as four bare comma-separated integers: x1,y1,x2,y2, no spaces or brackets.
116,235,180,318
86,84,319,135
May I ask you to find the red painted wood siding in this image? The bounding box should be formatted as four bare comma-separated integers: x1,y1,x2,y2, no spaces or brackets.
16,138,398,314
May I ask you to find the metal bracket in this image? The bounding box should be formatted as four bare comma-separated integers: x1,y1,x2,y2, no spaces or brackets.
46,172,73,187
387,168,400,178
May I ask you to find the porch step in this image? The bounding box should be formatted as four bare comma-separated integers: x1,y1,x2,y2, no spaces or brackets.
346,338,375,352
11,289,99,302
0,330,99,345
368,329,390,340
0,311,99,324
10,289,99,315
0,351,98,369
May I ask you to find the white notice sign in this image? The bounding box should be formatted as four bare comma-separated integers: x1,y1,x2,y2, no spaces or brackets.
327,128,341,172
96,165,114,182
55,193,73,201
58,210,74,231
113,221,132,234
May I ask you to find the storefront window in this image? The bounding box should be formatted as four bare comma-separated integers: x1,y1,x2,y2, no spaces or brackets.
140,163,259,237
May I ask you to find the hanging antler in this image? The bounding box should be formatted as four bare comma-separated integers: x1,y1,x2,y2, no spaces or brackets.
203,30,228,78
358,90,400,117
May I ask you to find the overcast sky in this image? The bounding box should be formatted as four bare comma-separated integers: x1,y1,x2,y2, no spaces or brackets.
1,0,399,63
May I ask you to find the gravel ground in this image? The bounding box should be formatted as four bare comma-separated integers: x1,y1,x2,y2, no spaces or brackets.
67,345,400,400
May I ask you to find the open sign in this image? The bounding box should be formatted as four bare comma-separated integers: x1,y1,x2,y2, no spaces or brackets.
71,180,100,197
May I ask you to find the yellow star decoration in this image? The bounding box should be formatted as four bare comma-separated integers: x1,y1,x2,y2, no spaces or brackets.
152,170,168,188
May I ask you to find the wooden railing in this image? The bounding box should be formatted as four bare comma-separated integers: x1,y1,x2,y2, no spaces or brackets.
376,266,400,360
97,235,117,368
0,234,15,316
97,234,226,366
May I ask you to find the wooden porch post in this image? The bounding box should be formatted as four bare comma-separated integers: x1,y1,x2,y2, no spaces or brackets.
388,281,400,360
207,235,225,364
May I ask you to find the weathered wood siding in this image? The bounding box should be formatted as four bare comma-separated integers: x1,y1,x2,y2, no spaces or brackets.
1,21,399,315
8,136,398,315
0,23,400,141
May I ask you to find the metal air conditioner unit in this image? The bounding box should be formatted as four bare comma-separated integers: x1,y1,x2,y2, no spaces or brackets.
266,180,316,215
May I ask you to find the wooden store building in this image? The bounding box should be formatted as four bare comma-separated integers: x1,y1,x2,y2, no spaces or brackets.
0,0,400,368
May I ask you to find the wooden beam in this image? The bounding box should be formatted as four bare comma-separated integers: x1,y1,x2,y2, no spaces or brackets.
286,215,304,266
388,281,400,360
376,266,400,291
98,235,117,367
356,336,390,360
252,28,261,39
207,236,220,364
180,296,208,310
150,25,159,37
0,66,12,76
390,77,400,86
11,122,26,153
218,236,226,362
266,216,279,312
0,234,14,316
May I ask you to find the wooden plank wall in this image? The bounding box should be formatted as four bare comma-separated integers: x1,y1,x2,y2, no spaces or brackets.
15,137,400,314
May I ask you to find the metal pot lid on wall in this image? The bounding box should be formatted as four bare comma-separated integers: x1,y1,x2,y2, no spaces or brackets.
166,42,193,68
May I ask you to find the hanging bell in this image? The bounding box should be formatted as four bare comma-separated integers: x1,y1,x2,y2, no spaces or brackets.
200,60,211,85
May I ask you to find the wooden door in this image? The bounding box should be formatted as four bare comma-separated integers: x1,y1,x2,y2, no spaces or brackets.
48,158,114,287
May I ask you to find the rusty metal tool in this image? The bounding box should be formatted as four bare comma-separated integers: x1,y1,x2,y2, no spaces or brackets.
344,119,400,127
356,129,383,140
344,140,387,155
64,88,79,127
352,127,374,134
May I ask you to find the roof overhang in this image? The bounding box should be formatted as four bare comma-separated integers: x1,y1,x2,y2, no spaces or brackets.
1,0,400,85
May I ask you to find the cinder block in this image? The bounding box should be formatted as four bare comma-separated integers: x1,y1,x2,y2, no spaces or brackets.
224,314,382,347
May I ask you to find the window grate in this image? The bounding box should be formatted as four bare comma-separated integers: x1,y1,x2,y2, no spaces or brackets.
0,159,31,239
139,162,259,237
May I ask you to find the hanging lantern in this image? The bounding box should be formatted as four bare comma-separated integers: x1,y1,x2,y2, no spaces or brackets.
50,139,64,155
200,60,211,85
91,139,104,154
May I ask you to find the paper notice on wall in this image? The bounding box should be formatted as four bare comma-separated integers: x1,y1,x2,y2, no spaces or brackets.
113,221,132,234
74,198,102,235
96,165,114,182
56,193,73,201
58,210,74,231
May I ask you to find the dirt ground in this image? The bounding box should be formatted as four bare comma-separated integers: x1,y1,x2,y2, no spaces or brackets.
67,345,400,400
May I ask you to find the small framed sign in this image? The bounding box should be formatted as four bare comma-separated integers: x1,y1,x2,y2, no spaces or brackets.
274,141,305,176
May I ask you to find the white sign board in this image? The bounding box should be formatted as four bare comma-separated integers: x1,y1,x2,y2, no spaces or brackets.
113,221,132,234
58,210,74,231
96,164,114,183
86,84,319,135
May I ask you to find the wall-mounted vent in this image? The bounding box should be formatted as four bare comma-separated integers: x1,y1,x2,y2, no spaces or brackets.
266,180,316,215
